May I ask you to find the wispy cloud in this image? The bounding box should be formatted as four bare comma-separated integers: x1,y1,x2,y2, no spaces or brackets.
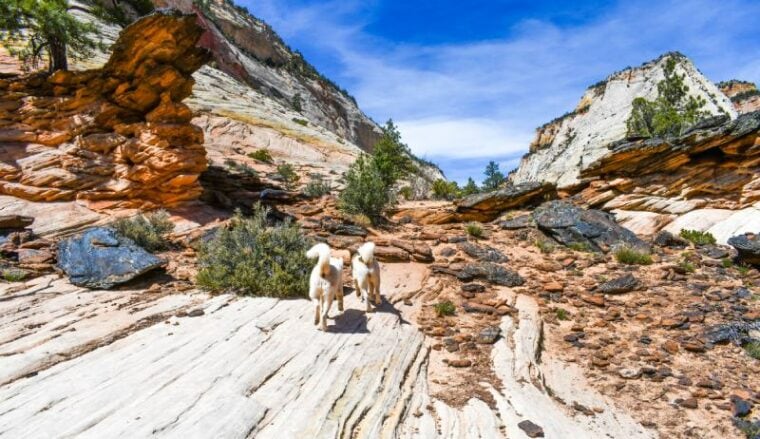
246,0,760,183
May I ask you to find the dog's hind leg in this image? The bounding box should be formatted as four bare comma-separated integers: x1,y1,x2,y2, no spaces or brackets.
320,294,330,332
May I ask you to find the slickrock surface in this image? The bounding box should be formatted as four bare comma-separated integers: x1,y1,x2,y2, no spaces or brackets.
0,257,654,439
0,11,209,208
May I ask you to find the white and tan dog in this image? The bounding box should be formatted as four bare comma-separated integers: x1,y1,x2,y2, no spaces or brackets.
306,243,344,331
352,242,381,312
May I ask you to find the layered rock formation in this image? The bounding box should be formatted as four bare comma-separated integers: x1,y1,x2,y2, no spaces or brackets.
0,11,209,208
500,53,760,244
719,80,760,115
510,53,737,189
64,0,443,193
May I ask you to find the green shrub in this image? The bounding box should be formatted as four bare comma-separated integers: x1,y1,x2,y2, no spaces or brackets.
303,177,331,198
568,242,591,252
555,308,569,321
431,179,460,200
398,186,413,200
614,246,653,265
535,239,555,254
626,57,710,138
744,341,760,360
465,222,483,238
677,259,696,273
2,268,27,282
433,300,456,317
248,149,273,164
292,93,302,112
737,264,751,276
277,164,300,190
292,117,308,126
679,229,716,246
338,155,393,224
112,210,174,252
196,205,312,297
460,177,480,196
721,258,733,268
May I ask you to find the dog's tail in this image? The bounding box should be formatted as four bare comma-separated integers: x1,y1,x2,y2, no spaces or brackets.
307,243,332,276
357,241,376,264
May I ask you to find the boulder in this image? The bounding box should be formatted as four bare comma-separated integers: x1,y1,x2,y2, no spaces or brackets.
499,214,534,230
57,227,165,289
727,233,760,266
653,230,688,248
458,242,508,263
596,274,639,294
459,263,524,287
532,201,648,252
455,182,556,222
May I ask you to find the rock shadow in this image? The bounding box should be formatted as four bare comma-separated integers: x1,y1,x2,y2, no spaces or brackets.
328,308,369,334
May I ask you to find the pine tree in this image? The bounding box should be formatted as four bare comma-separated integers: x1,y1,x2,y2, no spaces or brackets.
626,56,709,139
372,119,416,189
0,0,101,72
482,161,504,192
461,177,480,196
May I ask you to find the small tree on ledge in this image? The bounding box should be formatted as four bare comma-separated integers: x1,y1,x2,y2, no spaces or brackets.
626,57,710,139
0,0,101,73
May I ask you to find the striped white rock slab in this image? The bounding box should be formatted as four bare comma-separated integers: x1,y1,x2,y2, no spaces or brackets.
0,273,650,438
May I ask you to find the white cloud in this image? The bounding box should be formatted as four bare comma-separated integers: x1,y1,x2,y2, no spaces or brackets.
397,118,531,159
245,0,760,181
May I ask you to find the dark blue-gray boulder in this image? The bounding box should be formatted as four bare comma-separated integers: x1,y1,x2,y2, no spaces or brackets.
532,200,648,253
57,227,164,289
728,233,760,266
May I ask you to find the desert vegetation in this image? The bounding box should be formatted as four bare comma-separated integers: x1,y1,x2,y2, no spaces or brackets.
111,210,175,252
196,205,312,297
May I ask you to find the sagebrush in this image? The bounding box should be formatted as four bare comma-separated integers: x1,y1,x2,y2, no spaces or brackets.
196,205,312,297
614,246,653,265
112,210,174,252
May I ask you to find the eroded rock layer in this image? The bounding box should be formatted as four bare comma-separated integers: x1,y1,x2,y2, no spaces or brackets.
0,10,209,208
573,112,760,241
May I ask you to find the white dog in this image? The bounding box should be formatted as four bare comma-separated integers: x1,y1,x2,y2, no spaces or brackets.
306,243,344,331
352,242,381,312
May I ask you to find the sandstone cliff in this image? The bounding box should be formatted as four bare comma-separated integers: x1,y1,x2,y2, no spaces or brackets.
0,10,209,208
69,0,443,189
719,80,760,115
510,53,737,189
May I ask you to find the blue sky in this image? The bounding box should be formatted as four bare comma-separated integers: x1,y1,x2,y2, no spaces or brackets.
244,0,760,184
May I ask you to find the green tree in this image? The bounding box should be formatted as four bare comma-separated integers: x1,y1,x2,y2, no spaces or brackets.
431,179,460,200
626,57,710,138
372,119,416,189
0,0,101,72
461,177,480,196
338,154,392,222
482,161,504,192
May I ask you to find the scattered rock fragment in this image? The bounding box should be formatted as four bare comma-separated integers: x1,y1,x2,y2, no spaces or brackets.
517,420,545,437
596,274,639,294
458,241,508,262
476,326,501,344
